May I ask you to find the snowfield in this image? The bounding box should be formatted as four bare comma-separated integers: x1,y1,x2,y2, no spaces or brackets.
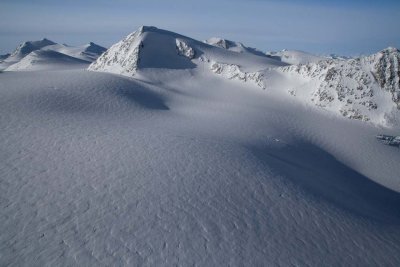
1,26,400,266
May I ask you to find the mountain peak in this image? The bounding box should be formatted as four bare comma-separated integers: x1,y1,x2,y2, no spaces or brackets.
8,38,56,60
381,46,399,54
88,26,199,76
138,25,158,33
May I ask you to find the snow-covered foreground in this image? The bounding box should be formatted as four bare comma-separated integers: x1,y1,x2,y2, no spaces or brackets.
1,67,400,266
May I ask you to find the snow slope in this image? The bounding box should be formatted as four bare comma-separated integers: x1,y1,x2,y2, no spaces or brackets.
1,26,400,266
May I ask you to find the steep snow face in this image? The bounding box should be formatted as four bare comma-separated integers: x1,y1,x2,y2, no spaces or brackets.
89,26,285,77
266,49,325,65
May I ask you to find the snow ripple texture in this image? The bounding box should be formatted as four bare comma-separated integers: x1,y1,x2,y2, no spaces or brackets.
1,69,400,266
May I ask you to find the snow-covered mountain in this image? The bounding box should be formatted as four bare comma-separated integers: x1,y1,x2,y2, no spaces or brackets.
88,26,285,77
6,38,56,62
5,50,90,71
0,39,106,71
89,26,400,127
264,47,400,126
2,26,400,266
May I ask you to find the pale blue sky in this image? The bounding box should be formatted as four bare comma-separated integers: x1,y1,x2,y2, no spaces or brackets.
1,0,399,56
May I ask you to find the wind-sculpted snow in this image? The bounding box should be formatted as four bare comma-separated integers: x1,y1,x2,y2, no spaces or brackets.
1,69,400,266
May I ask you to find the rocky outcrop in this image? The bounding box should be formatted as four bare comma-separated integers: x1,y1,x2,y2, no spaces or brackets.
278,48,400,123
210,62,266,89
372,47,400,107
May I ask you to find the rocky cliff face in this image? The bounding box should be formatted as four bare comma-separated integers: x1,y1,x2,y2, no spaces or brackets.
372,47,400,107
88,27,146,76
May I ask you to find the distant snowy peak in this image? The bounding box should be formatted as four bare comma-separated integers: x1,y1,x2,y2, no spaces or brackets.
2,39,106,71
266,49,325,65
5,50,90,71
205,37,268,58
205,37,244,50
7,38,56,62
81,42,107,61
84,42,107,54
